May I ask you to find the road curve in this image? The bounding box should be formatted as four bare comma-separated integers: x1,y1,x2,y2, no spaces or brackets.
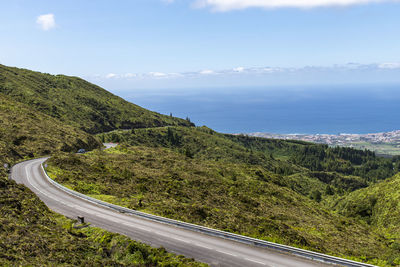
11,158,342,267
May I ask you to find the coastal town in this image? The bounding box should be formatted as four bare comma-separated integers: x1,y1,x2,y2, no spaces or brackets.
247,130,400,156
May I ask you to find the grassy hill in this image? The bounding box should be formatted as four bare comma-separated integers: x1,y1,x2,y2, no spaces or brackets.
335,172,400,240
0,93,101,164
45,126,400,265
2,63,400,266
0,64,193,134
0,64,203,266
99,127,399,196
0,127,202,265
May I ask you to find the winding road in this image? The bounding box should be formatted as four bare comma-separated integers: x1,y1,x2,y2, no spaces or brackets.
11,157,372,267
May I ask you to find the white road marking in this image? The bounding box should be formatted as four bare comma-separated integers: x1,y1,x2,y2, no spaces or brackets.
120,221,151,232
194,243,213,250
171,237,190,243
245,258,269,266
216,250,238,257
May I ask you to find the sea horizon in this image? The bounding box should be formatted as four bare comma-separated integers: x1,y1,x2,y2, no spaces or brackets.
120,83,400,135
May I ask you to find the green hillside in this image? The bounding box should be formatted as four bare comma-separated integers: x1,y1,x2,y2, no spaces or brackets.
335,173,400,240
0,93,101,164
99,127,399,196
0,64,193,134
45,126,400,265
0,128,202,265
0,64,203,266
2,63,399,266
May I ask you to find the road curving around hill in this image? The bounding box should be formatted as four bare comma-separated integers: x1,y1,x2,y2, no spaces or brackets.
11,158,375,267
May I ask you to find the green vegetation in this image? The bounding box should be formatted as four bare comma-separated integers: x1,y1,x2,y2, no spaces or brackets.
0,64,203,266
332,173,400,265
225,134,399,183
0,64,193,134
3,63,400,266
99,127,400,195
0,93,101,164
335,173,400,242
0,176,205,266
345,142,400,157
47,126,400,265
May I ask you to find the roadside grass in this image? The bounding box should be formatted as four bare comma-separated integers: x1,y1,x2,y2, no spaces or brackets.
0,174,205,266
47,146,396,266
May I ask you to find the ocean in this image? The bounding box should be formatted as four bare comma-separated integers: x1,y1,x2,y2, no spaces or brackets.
122,84,400,134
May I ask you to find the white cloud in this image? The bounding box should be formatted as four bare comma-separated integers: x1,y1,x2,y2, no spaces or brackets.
97,62,400,81
378,62,400,69
102,71,183,80
36,14,56,31
199,69,215,75
106,73,117,79
261,67,283,73
149,72,168,77
233,66,245,72
123,73,137,78
194,0,397,11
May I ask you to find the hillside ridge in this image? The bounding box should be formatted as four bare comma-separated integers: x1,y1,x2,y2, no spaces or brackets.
0,63,193,134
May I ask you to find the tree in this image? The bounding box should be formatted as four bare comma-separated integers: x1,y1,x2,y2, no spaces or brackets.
311,190,322,202
325,185,334,195
185,148,194,158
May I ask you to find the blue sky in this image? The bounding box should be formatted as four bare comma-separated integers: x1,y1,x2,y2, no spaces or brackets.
1,0,400,90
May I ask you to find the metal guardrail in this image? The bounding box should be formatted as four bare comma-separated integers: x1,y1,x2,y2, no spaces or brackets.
40,162,376,267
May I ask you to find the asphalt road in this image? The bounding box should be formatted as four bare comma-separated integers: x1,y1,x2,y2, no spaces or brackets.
12,158,330,267
102,143,118,149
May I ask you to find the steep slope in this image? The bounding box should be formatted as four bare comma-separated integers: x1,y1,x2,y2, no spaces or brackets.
46,127,400,265
336,173,400,241
225,134,398,184
2,63,398,265
99,127,399,196
0,93,101,163
0,64,193,134
0,98,203,266
0,64,203,266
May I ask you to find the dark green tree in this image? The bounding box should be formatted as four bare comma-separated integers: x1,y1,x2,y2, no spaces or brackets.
325,185,334,195
311,190,322,202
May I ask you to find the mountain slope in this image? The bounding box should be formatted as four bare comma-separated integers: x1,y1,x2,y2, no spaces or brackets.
99,126,399,196
0,64,202,266
336,173,400,239
1,63,398,266
46,126,400,265
0,93,101,164
0,64,193,134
